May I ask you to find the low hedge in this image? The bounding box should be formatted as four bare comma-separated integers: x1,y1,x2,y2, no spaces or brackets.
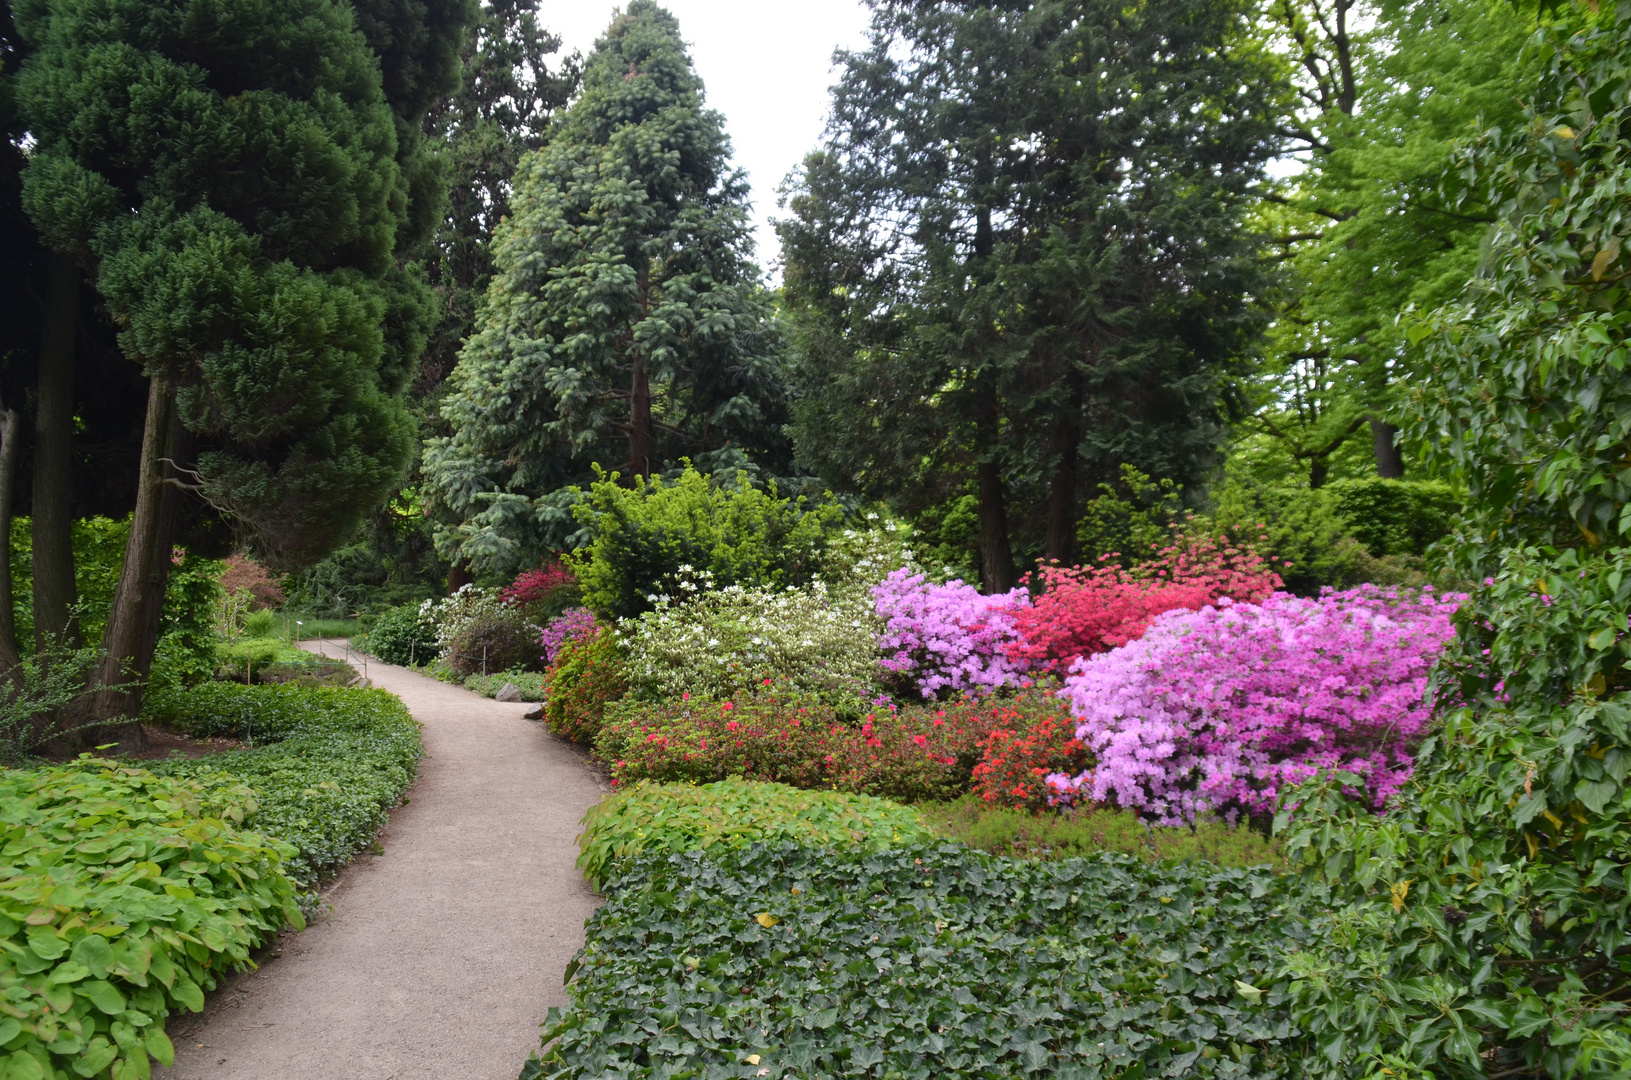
525,843,1309,1080
576,779,932,889
143,683,422,889
0,759,302,1080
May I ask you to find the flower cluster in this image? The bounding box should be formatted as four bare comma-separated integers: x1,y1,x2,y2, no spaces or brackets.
623,580,882,708
539,606,597,665
418,585,509,663
970,709,1090,812
499,561,578,617
1049,586,1462,824
1008,536,1282,673
542,626,629,745
873,569,1031,699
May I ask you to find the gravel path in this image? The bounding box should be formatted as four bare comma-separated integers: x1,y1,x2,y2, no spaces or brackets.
155,644,605,1080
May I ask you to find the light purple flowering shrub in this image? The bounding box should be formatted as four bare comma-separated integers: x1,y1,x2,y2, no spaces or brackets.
1048,586,1462,824
540,606,597,665
873,569,1031,699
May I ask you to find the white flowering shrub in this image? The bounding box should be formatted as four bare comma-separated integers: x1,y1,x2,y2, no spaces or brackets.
623,569,883,710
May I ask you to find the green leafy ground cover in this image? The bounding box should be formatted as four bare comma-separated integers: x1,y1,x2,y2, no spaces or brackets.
462,671,547,701
142,684,422,891
577,780,932,889
528,843,1306,1080
923,797,1285,869
0,759,302,1080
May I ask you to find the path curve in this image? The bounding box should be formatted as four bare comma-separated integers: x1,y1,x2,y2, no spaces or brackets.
155,644,605,1080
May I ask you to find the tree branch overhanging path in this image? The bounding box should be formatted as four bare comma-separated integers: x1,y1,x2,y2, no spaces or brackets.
154,644,605,1080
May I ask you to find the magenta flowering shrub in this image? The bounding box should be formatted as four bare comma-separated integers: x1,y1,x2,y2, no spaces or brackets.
873,569,1031,699
1049,586,1463,824
539,607,597,665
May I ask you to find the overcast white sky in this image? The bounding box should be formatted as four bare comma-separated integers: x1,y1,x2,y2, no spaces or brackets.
543,1,875,278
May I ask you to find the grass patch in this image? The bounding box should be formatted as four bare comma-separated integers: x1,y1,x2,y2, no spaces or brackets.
526,843,1307,1080
285,617,363,641
462,669,547,701
921,795,1284,869
142,682,422,892
576,779,932,889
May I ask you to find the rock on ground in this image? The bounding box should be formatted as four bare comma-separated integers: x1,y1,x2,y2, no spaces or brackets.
154,643,605,1080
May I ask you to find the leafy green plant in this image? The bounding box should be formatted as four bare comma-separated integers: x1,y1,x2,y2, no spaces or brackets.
142,683,421,891
569,466,848,620
1201,479,1362,595
0,758,302,1080
355,602,436,667
1075,465,1188,565
1323,478,1459,560
541,627,628,745
526,843,1308,1079
923,796,1285,868
575,779,931,889
148,554,226,693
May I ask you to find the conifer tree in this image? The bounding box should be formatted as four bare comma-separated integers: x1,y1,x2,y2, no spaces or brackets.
14,0,471,726
425,0,790,574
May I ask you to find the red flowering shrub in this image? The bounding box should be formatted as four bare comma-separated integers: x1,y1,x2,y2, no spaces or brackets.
594,686,1084,805
971,713,1091,812
1008,537,1280,674
500,561,580,621
220,554,285,610
542,627,628,744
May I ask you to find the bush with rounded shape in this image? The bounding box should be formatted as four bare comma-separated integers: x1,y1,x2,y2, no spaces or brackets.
873,569,1031,699
539,606,596,666
970,711,1091,813
543,627,629,745
623,579,882,711
447,607,539,675
358,602,436,667
500,562,581,622
1051,586,1462,824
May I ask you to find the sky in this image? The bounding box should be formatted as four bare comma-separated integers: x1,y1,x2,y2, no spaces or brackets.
544,0,876,277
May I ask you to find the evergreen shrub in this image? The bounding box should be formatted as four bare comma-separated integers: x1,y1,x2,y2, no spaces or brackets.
446,607,538,675
357,602,436,667
1323,477,1459,558
570,467,847,620
0,759,302,1080
575,779,931,889
542,628,629,745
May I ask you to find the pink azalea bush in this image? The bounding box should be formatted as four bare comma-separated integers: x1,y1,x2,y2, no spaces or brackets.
539,606,597,665
1009,537,1282,675
873,569,1031,699
1048,585,1463,825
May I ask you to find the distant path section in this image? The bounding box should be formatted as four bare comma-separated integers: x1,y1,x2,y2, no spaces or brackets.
155,643,605,1080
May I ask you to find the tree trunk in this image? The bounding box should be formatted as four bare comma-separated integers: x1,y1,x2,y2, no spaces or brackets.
1043,369,1084,565
447,561,473,594
93,373,182,744
1309,456,1330,489
33,251,79,651
974,376,1016,594
629,360,654,481
0,403,21,674
1370,418,1404,479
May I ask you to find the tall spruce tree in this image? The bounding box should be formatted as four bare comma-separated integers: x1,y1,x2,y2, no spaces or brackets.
781,0,1276,587
425,0,790,573
14,0,472,728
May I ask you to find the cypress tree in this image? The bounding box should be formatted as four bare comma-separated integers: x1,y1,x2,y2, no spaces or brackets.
14,0,470,726
425,0,790,574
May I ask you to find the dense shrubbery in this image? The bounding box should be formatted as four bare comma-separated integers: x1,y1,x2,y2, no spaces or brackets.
499,562,581,622
528,843,1308,1080
446,606,539,675
1010,537,1282,675
575,779,932,888
357,602,437,667
538,607,595,666
570,467,850,620
542,627,628,744
143,683,422,889
1053,586,1460,824
873,570,1030,699
0,759,302,1080
970,708,1088,812
623,576,881,710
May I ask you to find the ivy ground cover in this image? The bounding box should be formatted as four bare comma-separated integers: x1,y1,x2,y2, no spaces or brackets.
526,844,1307,1080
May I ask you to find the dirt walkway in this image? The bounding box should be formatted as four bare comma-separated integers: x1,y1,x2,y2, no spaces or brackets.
155,644,605,1080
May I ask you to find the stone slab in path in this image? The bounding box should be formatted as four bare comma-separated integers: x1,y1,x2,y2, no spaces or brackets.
154,643,605,1080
